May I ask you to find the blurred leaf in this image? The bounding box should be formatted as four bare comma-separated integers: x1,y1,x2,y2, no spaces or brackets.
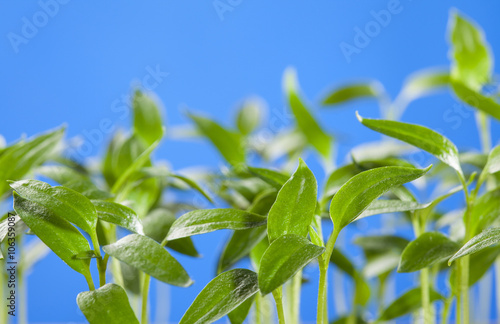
322,81,383,106
236,97,265,135
398,69,449,102
330,166,430,231
13,193,91,277
142,208,199,257
267,159,317,242
449,10,492,89
449,227,500,264
0,127,64,196
103,234,192,287
258,234,324,295
77,283,139,324
188,112,245,167
358,199,429,220
284,67,332,159
357,113,462,175
378,287,443,321
451,81,500,121
354,235,409,256
179,269,258,324
250,236,269,271
470,188,500,235
398,232,460,272
132,90,164,146
166,209,267,241
91,200,143,235
247,166,289,190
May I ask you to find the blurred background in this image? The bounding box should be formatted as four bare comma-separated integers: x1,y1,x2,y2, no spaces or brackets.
1,1,500,323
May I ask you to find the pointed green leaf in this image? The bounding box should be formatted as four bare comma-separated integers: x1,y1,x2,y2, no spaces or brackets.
322,81,383,106
267,159,317,242
142,208,199,257
102,234,192,287
13,193,91,277
449,228,500,264
167,209,266,241
132,90,164,146
378,287,443,321
91,200,143,235
77,283,139,324
179,269,259,324
284,67,332,159
398,232,460,272
357,113,462,175
9,180,98,236
188,112,245,167
449,10,492,89
0,128,64,196
258,234,325,295
330,166,430,231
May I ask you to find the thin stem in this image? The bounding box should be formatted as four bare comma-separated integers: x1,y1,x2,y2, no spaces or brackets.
317,228,340,324
476,112,491,154
456,261,462,324
421,267,433,324
273,288,286,324
460,257,470,324
97,255,109,287
255,293,262,324
85,274,96,291
441,296,452,324
286,271,301,324
141,273,151,324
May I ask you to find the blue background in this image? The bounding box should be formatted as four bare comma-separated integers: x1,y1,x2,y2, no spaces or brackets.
1,1,500,323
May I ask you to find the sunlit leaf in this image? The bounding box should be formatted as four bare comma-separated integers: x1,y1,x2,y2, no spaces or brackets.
91,200,143,235
449,228,500,264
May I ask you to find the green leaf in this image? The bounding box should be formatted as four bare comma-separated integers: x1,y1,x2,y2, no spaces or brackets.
398,69,450,102
485,145,500,174
451,81,500,122
330,248,356,277
354,235,409,256
448,10,492,90
102,234,192,287
357,113,462,175
398,232,460,272
247,166,289,190
77,283,139,324
0,127,64,196
228,294,255,324
250,237,269,271
258,234,325,295
378,287,443,321
321,81,383,106
267,159,317,242
330,166,430,231
9,180,98,237
142,208,199,257
179,269,259,324
166,209,267,241
449,228,500,265
132,90,164,146
331,316,368,324
37,165,113,200
188,112,245,167
218,227,267,274
357,199,429,220
470,188,500,235
13,193,91,277
283,67,332,159
91,200,143,235
236,97,265,135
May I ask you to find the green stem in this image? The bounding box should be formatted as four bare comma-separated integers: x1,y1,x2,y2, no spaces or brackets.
317,228,340,324
287,271,301,324
441,296,452,324
460,257,470,324
141,273,151,324
456,261,462,324
85,274,96,291
476,112,491,154
421,267,433,324
97,254,109,287
273,288,286,324
255,293,262,324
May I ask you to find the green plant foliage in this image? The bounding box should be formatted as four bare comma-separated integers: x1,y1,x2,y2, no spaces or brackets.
179,269,259,324
77,283,139,324
378,287,443,321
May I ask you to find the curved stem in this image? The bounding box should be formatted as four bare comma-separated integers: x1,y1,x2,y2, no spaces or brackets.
273,288,286,324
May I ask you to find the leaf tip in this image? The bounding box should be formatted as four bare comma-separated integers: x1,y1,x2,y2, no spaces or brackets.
355,111,363,123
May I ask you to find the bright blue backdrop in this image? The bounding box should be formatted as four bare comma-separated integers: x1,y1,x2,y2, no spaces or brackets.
1,1,500,323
